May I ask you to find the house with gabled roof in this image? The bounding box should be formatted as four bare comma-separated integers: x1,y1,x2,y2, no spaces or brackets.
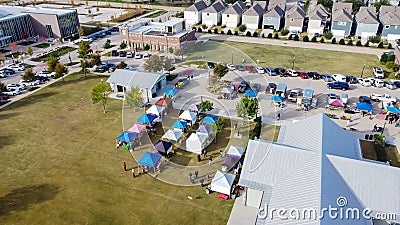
262,0,286,30
331,2,353,37
184,0,209,29
242,3,265,29
284,5,306,33
201,0,228,27
379,5,400,41
307,4,329,35
354,7,379,39
221,1,246,28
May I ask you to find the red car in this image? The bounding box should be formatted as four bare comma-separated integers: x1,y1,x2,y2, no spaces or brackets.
299,72,309,79
245,65,257,73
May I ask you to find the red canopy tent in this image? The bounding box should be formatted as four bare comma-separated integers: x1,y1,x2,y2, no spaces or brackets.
155,98,172,109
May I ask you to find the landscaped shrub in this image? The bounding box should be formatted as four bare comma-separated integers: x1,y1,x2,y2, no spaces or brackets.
387,54,395,62
202,24,207,29
288,34,293,40
339,38,345,45
246,31,251,36
323,31,333,40
261,33,265,38
331,38,336,44
234,31,239,35
356,40,362,46
144,44,150,51
280,29,289,36
303,36,309,42
386,62,399,72
364,41,370,47
368,35,381,43
198,27,202,32
208,29,212,33
220,30,225,34
252,31,258,37
380,53,388,63
227,29,232,35
213,28,218,34
273,33,278,39
347,39,353,46
378,42,384,48
238,24,247,32
294,35,299,41
387,43,393,49
268,33,273,38
320,37,325,43
311,36,317,42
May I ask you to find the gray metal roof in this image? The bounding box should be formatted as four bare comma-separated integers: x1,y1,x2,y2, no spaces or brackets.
253,1,267,10
379,6,400,25
106,69,164,89
355,7,379,24
185,0,208,12
222,2,244,15
309,4,328,20
285,5,306,19
243,3,264,16
203,1,227,13
268,0,286,12
332,2,353,22
264,5,284,18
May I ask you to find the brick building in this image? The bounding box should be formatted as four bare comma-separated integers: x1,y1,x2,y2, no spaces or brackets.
119,19,196,53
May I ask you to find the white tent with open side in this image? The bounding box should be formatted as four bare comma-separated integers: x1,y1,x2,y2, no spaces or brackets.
211,170,236,195
179,110,197,125
162,129,183,142
146,105,165,116
226,146,244,158
186,132,208,154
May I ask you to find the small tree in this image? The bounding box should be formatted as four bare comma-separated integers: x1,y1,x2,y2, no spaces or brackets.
236,95,259,119
201,24,207,29
331,38,336,44
273,33,279,39
22,68,36,81
280,29,289,36
80,59,89,79
245,31,251,37
125,86,143,111
163,58,173,73
339,38,345,45
323,31,333,40
199,100,213,113
197,28,202,32
214,28,218,34
294,35,299,41
144,55,163,72
47,56,60,72
347,39,353,46
0,82,5,92
220,30,225,34
288,34,293,40
103,39,111,49
368,35,381,43
91,81,110,113
234,31,239,35
88,9,92,15
387,54,395,62
78,41,91,58
380,53,388,63
364,41,370,47
252,31,258,37
54,63,68,82
387,43,393,49
303,36,310,42
268,33,273,38
356,40,362,46
208,29,212,33
119,42,127,49
168,47,174,54
26,46,33,56
320,37,325,43
377,42,384,48
78,27,84,37
211,117,224,143
311,36,317,42
91,54,102,66
386,61,399,72
213,64,229,79
144,44,150,51
117,61,127,69
227,29,232,35
238,24,247,32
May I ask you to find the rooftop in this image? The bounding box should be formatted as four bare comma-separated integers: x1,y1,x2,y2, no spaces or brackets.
0,5,75,20
127,19,190,37
106,69,165,89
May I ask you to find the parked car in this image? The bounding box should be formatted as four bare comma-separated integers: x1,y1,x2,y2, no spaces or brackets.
346,76,358,84
285,69,298,77
299,72,309,79
111,50,118,57
327,93,338,100
0,93,9,101
227,64,236,70
359,96,372,104
245,65,256,73
236,64,245,71
288,89,301,102
143,53,150,59
373,67,384,79
358,78,372,87
275,68,285,76
251,83,261,91
384,81,397,89
175,78,189,88
256,67,265,74
38,70,55,78
109,26,119,32
7,83,26,90
394,81,400,88
20,79,40,86
207,62,216,69
238,80,250,93
3,87,20,96
341,93,349,104
135,53,143,59
126,52,134,58
1,68,15,75
35,76,49,83
265,68,277,76
332,74,347,82
95,63,116,72
327,81,349,90
307,72,320,80
370,93,397,102
320,74,333,82
373,79,384,88
9,64,25,71
266,82,277,94
119,51,126,57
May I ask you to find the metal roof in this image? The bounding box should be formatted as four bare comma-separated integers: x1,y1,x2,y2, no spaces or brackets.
243,3,265,16
379,6,400,25
355,7,379,24
106,69,164,89
0,5,75,20
185,0,208,12
285,5,306,19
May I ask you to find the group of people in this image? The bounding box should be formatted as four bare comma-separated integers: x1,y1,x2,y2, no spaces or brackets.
385,112,400,126
189,171,211,186
123,161,155,178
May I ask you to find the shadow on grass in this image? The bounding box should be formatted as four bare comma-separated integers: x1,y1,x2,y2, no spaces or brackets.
7,92,57,110
51,74,104,88
0,112,20,120
0,184,60,216
0,135,14,150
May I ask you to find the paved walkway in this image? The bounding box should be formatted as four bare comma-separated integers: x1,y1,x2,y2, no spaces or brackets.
197,34,386,56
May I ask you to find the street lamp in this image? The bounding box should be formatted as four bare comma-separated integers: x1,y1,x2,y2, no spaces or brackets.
101,79,106,113
360,63,366,78
208,69,211,86
292,56,296,70
145,87,149,104
231,51,233,64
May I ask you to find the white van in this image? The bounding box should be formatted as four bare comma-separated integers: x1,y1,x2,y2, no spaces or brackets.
332,74,347,82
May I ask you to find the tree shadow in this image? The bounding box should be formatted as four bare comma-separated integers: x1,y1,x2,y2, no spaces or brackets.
0,135,14,150
0,112,20,120
0,184,60,216
6,92,57,110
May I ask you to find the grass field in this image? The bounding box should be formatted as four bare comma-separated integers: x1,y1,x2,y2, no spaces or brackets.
34,43,50,49
0,73,233,225
185,40,382,77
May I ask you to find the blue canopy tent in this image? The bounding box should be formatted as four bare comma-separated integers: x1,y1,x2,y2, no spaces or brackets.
356,102,373,112
137,114,157,124
138,152,162,174
116,131,138,142
172,120,188,129
202,115,218,125
164,88,179,98
271,95,283,102
245,90,258,98
386,106,400,114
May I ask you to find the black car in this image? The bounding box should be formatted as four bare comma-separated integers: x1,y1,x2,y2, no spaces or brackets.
327,81,349,90
105,30,112,35
111,50,118,56
109,26,119,32
95,64,116,72
346,76,358,84
119,51,126,57
1,68,15,75
207,62,216,69
393,81,400,88
307,72,320,80
358,96,371,104
34,76,49,83
275,68,286,75
236,64,245,71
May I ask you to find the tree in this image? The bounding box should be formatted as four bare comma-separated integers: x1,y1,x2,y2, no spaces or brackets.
356,40,362,46
344,0,364,11
213,64,229,79
80,59,89,79
303,36,309,42
168,47,174,54
317,0,333,10
0,82,6,92
368,35,381,43
199,100,213,113
294,35,299,41
339,38,345,45
103,39,111,49
91,81,110,113
117,61,127,69
125,86,143,111
214,28,218,34
280,29,289,36
386,62,399,72
387,43,393,49
234,31,239,35
144,44,150,51
78,27,84,37
227,30,232,35
364,41,370,47
22,68,36,81
374,0,390,10
197,28,203,32
311,36,317,42
91,54,102,66
78,41,91,58
304,0,311,11
163,57,173,72
331,37,336,44
387,54,395,62
26,46,33,56
377,42,384,48
236,95,259,119
144,55,163,72
380,53,388,63
268,33,273,38
47,56,59,72
119,42,127,49
54,63,68,82
238,24,246,32
320,37,325,43
211,117,224,143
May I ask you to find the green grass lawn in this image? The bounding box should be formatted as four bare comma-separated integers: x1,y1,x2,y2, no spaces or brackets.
34,43,50,49
32,47,76,62
359,140,400,168
0,73,233,225
18,41,36,46
185,40,381,77
147,10,167,18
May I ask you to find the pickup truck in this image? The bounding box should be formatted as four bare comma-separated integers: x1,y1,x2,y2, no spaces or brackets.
370,93,397,102
373,67,384,79
3,87,21,96
288,89,300,102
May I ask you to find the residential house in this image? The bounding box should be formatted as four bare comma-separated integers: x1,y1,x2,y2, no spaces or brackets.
253,1,267,10
201,0,228,27
354,7,379,39
379,6,400,41
284,5,306,33
331,2,353,37
221,1,246,28
184,0,208,29
262,0,286,30
307,4,329,35
227,113,400,225
242,3,265,29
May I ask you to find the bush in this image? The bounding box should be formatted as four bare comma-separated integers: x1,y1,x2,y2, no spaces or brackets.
303,36,309,42
202,24,207,29
261,33,265,38
331,38,336,44
227,29,232,35
198,27,202,32
234,31,239,35
347,39,353,46
214,28,218,34
339,39,345,45
273,33,278,39
356,40,362,46
253,31,258,37
387,54,395,62
311,36,317,42
208,29,212,33
119,42,127,49
320,37,325,43
378,42,384,48
294,35,299,41
323,31,333,40
364,41,370,47
288,34,293,40
380,53,388,63
268,33,273,38
238,24,247,32
220,30,225,34
387,43,393,49
280,29,289,36
368,35,381,43
144,44,150,51
386,62,399,72
246,31,251,37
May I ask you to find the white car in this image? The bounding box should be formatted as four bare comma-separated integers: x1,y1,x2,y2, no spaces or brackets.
358,78,371,87
20,79,40,86
373,79,384,88
134,53,143,59
38,70,55,78
73,37,93,44
370,93,397,102
7,83,27,90
384,81,397,90
373,67,384,79
332,74,347,82
143,53,150,59
126,52,134,58
4,87,21,96
227,64,236,70
256,66,265,74
286,69,298,76
8,64,25,71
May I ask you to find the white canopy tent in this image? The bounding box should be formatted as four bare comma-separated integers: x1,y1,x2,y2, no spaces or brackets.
211,170,236,195
179,110,197,125
186,133,208,154
146,105,165,116
162,129,183,142
226,146,244,158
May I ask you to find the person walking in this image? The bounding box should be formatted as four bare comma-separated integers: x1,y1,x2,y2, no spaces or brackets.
194,170,198,179
219,150,223,158
189,172,193,183
206,174,210,181
208,156,212,166
123,162,127,172
131,168,135,178
277,113,281,121
197,154,201,162
203,150,207,158
372,124,378,132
